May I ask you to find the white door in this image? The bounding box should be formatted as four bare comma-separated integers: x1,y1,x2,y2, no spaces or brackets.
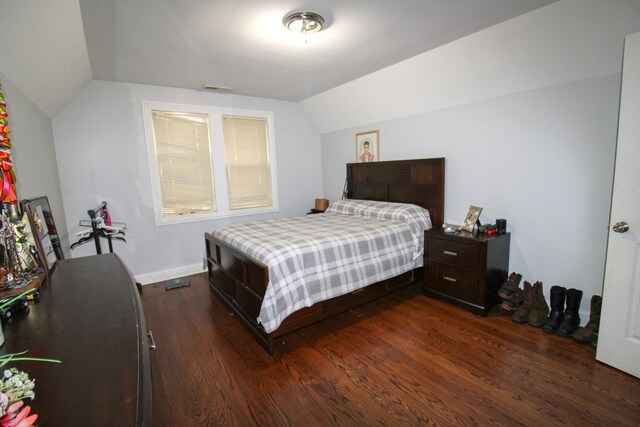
596,32,640,378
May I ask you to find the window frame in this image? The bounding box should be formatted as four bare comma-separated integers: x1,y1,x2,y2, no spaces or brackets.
142,101,279,226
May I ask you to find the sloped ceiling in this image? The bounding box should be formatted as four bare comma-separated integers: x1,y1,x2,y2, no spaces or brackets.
0,0,558,118
0,0,91,118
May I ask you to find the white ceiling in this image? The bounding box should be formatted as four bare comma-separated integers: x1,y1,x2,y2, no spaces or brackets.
1,0,559,118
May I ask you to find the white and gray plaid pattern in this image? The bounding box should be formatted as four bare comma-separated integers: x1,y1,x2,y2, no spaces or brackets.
213,200,432,333
325,199,432,256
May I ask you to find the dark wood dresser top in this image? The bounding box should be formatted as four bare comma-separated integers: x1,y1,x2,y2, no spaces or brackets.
0,254,152,426
426,228,506,242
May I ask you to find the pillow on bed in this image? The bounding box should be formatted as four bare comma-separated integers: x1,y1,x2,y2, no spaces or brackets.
325,199,432,235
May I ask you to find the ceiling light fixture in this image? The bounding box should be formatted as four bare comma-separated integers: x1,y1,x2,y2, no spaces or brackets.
282,11,325,43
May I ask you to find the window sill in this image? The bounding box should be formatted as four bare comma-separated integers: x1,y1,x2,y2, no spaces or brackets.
154,206,279,227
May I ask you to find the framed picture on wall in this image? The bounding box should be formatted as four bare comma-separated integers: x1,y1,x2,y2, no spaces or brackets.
356,130,379,163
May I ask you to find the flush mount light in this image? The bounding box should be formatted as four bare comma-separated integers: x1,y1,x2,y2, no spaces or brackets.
283,11,325,41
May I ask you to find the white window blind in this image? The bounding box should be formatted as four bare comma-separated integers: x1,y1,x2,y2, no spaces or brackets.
222,116,272,210
151,111,215,217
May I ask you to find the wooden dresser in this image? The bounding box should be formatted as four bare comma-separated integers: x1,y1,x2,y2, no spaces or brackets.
0,254,152,426
423,229,510,315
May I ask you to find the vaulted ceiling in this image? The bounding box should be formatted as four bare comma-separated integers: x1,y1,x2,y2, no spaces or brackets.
0,0,558,118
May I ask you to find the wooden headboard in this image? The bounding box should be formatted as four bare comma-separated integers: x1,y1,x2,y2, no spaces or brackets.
346,158,445,229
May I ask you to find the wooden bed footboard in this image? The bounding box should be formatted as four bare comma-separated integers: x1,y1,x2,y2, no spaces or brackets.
205,232,421,354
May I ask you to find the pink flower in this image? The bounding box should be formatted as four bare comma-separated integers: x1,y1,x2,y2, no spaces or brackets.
0,401,37,427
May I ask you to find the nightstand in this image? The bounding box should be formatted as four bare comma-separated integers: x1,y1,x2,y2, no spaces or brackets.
423,229,510,315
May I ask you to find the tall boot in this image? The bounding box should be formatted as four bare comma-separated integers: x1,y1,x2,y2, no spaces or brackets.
543,285,566,333
527,282,549,327
556,288,583,337
572,295,602,344
511,281,533,323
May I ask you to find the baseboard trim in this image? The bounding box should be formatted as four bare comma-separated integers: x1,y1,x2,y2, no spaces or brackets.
135,263,206,285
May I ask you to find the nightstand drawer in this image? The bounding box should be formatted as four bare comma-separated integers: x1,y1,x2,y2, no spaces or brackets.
423,229,510,315
425,262,482,305
425,237,481,269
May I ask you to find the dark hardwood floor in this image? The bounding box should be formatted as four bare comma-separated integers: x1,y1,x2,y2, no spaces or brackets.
141,273,640,426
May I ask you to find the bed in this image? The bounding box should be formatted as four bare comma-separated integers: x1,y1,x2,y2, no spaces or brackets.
205,158,445,354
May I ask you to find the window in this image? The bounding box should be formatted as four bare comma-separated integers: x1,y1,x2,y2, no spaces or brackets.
143,102,277,225
222,116,272,210
151,111,215,217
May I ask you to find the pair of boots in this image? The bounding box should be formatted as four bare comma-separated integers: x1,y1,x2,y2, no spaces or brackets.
511,281,549,327
542,286,583,336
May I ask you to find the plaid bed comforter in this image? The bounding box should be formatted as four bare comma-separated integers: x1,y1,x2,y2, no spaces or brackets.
212,200,432,333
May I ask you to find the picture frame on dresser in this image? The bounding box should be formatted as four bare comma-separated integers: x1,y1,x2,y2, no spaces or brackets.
21,196,64,273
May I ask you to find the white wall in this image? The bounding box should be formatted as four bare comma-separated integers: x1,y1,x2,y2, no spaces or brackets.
52,81,323,283
0,73,68,255
303,0,640,322
320,76,619,321
302,0,640,133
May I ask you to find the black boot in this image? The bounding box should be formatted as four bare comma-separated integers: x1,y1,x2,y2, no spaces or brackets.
556,288,583,337
542,285,566,333
572,295,602,345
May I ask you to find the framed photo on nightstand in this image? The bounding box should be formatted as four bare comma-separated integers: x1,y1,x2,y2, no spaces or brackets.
461,205,482,232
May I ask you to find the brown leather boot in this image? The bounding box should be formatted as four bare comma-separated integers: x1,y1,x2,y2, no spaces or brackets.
511,281,533,323
498,272,523,299
572,295,602,344
500,286,524,311
528,281,549,327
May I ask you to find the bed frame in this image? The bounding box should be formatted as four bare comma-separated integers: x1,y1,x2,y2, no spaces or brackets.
205,158,445,354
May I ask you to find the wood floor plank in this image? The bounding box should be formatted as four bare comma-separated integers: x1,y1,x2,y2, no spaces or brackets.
141,273,640,426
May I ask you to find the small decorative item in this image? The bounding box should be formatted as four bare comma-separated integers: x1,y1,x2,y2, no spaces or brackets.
0,215,45,303
0,215,22,273
20,197,63,272
496,218,507,234
356,130,379,163
0,84,17,204
0,350,62,427
0,290,32,344
461,205,483,232
314,198,329,212
0,368,37,426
